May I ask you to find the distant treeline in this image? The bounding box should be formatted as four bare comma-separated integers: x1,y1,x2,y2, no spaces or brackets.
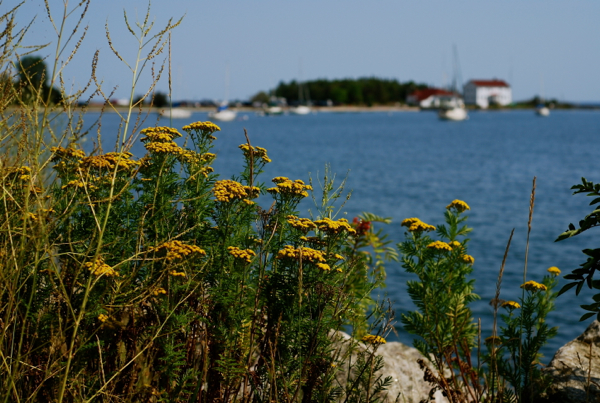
264,78,428,106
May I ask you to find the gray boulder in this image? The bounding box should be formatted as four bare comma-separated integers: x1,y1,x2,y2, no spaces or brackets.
543,320,600,402
331,331,447,402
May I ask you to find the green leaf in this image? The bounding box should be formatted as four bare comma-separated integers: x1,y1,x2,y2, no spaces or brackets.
557,282,578,296
580,312,596,321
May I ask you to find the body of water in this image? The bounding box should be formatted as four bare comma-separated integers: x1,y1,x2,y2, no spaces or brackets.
81,108,600,360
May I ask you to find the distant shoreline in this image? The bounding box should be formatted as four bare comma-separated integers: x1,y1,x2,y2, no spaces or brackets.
68,104,600,114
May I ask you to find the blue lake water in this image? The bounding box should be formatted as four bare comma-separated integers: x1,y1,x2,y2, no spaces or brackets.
80,109,600,360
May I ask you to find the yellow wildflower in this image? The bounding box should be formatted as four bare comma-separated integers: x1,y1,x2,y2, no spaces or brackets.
182,121,221,133
316,263,331,271
153,287,167,296
242,199,255,205
547,266,561,276
362,335,386,345
427,241,452,251
140,126,182,142
228,246,256,264
276,245,326,264
239,144,272,163
460,254,475,264
267,177,312,198
501,301,521,310
213,180,249,202
446,200,470,212
520,280,547,292
287,215,317,232
152,240,206,261
144,141,183,155
85,258,119,277
98,314,109,322
449,241,462,249
401,217,436,232
81,152,139,171
169,270,186,277
313,217,357,235
51,146,86,161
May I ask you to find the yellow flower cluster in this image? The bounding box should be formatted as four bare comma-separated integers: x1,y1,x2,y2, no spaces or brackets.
81,152,139,171
140,126,182,142
152,240,206,261
51,146,86,161
427,241,452,251
502,301,521,309
238,144,272,163
287,215,317,232
228,246,256,263
401,218,436,232
61,179,97,191
267,177,312,198
316,263,332,271
84,258,119,277
141,126,185,156
276,245,326,265
313,217,357,235
98,314,109,322
182,121,221,134
446,200,470,212
362,335,386,345
14,166,31,181
449,241,462,249
144,141,183,155
153,287,167,296
460,254,475,264
520,280,547,292
299,236,327,246
169,270,186,277
213,180,259,202
547,266,561,275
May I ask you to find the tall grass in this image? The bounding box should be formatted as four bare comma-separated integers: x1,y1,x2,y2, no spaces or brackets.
0,2,396,401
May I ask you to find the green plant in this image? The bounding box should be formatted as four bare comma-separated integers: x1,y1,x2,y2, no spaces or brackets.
555,177,600,321
399,200,482,402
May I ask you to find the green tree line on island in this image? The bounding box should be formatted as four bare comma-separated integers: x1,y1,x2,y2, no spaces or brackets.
254,77,428,106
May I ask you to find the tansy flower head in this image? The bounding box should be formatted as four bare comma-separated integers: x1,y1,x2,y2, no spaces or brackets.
449,241,462,249
501,301,521,310
182,121,221,133
98,314,109,322
313,217,356,235
427,241,452,252
85,258,119,277
547,266,561,276
153,287,167,296
401,217,436,232
520,280,547,293
227,246,256,264
460,254,475,264
362,335,386,345
446,200,470,213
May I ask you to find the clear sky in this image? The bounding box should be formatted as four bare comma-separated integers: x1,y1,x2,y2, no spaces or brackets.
11,0,600,103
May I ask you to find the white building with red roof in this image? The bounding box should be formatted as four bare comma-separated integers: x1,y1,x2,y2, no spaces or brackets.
406,88,456,108
463,79,512,108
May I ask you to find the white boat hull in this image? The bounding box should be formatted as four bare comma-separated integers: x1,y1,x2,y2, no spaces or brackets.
290,105,311,115
438,107,468,121
209,109,237,122
536,107,550,117
159,108,192,119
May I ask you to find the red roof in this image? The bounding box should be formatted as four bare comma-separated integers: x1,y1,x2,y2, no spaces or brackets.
408,88,455,102
468,80,509,88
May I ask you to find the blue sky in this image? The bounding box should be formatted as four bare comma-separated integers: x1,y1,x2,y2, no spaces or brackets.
12,0,600,102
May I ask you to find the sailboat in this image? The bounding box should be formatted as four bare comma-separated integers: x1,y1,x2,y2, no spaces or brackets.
290,61,311,115
290,81,311,115
535,75,550,117
209,64,237,122
209,102,237,122
438,46,468,121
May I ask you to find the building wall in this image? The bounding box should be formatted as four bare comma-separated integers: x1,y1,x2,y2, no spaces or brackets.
464,82,512,108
